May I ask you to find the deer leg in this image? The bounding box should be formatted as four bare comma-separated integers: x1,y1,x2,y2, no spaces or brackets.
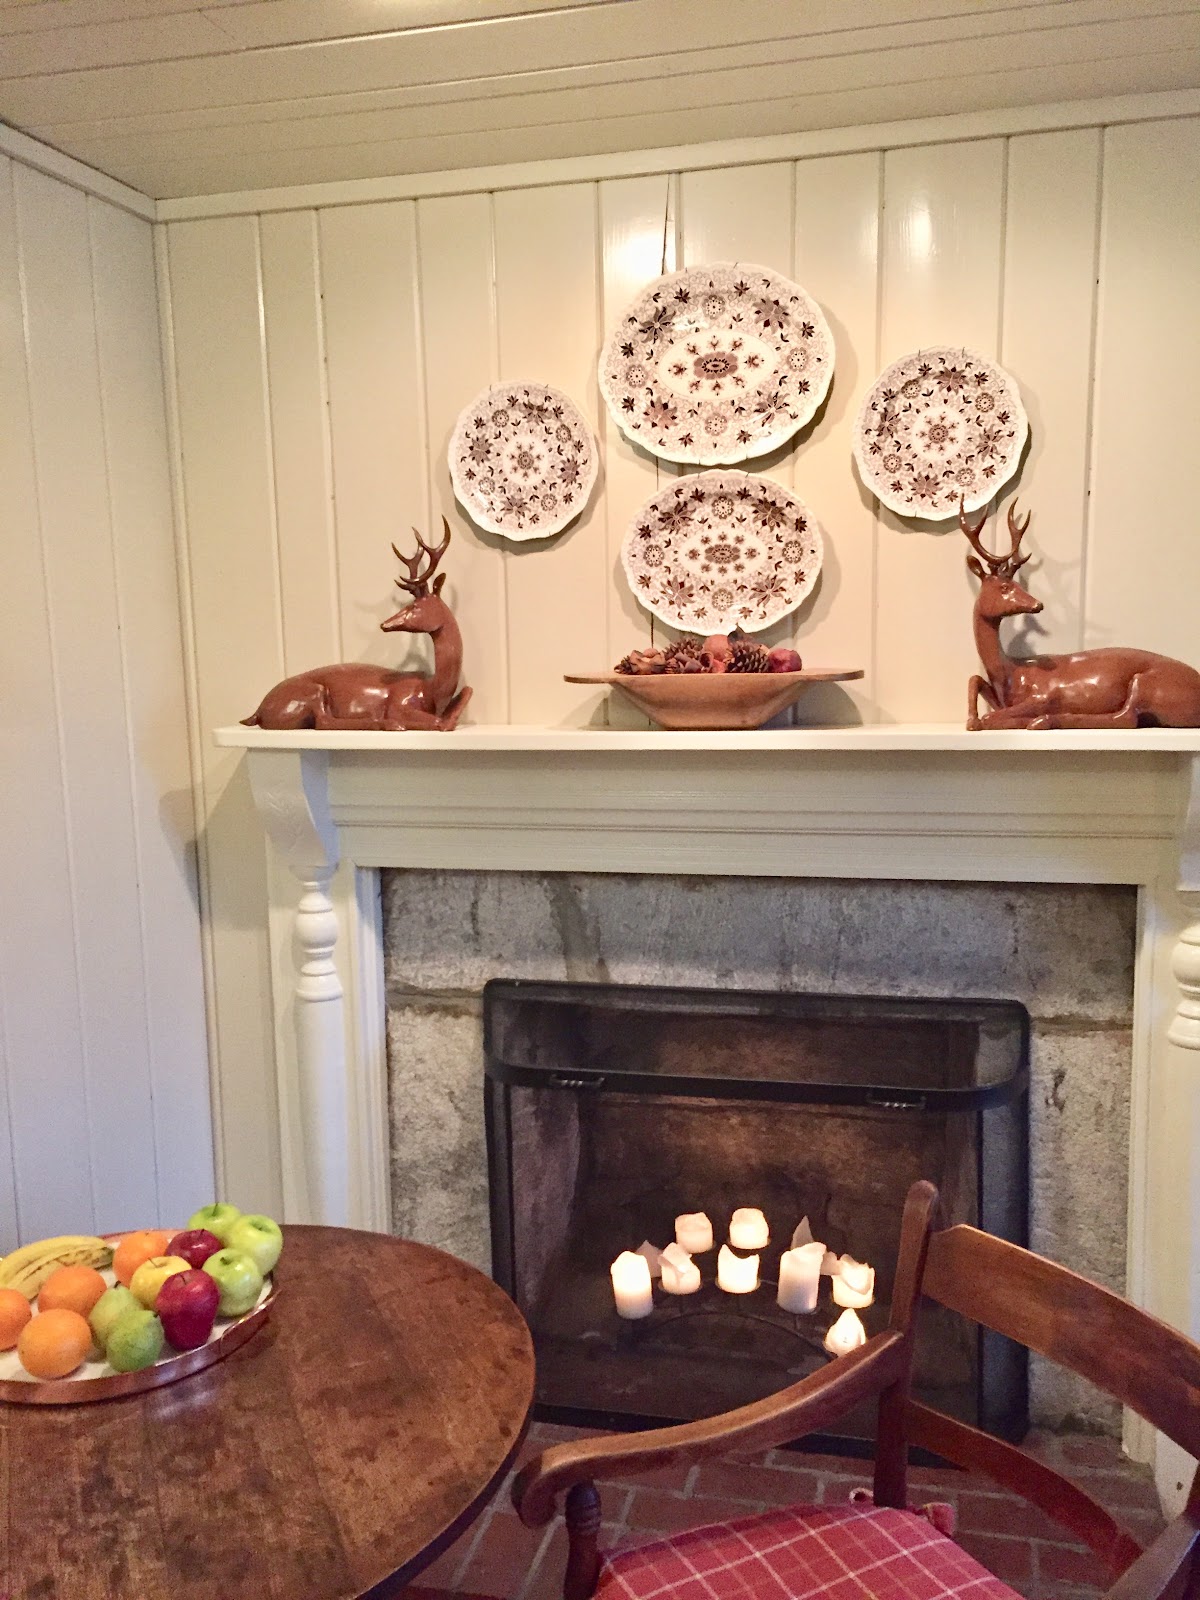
438,686,472,731
967,676,1001,731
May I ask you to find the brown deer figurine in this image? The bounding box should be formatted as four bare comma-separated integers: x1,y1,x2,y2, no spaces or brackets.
962,499,1200,730
241,519,472,731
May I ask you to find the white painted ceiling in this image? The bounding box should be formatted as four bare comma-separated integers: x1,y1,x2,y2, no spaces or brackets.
1,0,1198,201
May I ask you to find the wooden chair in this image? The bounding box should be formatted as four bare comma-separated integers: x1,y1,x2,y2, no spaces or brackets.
513,1180,1200,1600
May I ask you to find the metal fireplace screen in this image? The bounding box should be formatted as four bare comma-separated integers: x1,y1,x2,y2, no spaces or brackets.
484,979,1029,1449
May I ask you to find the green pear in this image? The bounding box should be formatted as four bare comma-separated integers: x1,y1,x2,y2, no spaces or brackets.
105,1307,164,1373
89,1285,140,1352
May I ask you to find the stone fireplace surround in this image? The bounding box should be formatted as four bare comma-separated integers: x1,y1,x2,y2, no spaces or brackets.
219,723,1200,1511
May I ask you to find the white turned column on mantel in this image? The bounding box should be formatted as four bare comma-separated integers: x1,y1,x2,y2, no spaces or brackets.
222,723,1200,1512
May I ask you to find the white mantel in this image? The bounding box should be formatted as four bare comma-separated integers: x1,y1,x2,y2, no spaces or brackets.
219,722,1200,1508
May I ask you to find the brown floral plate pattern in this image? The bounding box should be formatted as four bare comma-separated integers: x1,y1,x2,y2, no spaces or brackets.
449,381,598,539
852,347,1028,520
621,470,824,634
598,263,835,465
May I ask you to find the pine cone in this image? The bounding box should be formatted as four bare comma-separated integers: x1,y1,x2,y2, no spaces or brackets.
726,638,772,673
663,636,705,673
614,648,666,675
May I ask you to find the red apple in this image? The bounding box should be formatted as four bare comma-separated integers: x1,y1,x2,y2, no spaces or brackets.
156,1268,221,1351
167,1228,224,1270
767,646,803,673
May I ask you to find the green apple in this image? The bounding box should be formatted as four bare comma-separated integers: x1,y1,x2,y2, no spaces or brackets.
106,1307,164,1372
225,1214,283,1275
203,1249,263,1316
89,1285,139,1351
186,1203,242,1245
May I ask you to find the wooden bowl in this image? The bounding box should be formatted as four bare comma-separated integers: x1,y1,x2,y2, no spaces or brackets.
566,669,864,731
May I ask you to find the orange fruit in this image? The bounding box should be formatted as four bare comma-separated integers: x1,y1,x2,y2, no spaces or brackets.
17,1307,93,1379
112,1230,172,1287
38,1263,108,1317
0,1287,33,1350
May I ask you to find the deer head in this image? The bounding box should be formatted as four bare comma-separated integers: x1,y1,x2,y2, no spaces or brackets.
380,518,453,634
960,498,1042,620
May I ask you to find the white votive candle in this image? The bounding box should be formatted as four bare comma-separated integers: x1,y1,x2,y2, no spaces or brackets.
635,1240,663,1279
820,1248,839,1276
831,1255,875,1309
675,1212,714,1253
777,1240,825,1313
611,1250,654,1319
717,1244,759,1294
824,1307,868,1356
660,1242,701,1295
729,1208,769,1250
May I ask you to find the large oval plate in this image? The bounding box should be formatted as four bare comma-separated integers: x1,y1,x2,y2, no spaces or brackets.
0,1237,277,1405
599,262,834,465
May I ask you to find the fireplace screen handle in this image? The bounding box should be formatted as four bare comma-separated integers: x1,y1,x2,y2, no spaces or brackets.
550,1072,607,1090
865,1089,928,1111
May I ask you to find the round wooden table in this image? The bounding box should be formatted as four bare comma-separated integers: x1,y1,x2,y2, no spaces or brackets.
0,1225,535,1599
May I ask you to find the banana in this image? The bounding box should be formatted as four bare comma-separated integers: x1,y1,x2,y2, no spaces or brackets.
0,1235,113,1299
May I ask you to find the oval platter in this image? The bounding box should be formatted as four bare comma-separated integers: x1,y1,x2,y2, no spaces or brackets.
598,262,834,466
0,1238,278,1405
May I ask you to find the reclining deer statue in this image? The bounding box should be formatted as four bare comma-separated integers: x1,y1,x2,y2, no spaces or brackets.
962,499,1200,730
241,519,471,731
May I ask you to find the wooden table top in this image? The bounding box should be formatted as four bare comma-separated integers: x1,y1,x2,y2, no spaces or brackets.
0,1225,535,1600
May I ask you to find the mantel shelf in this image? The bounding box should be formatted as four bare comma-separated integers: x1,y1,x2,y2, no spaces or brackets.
216,722,1200,755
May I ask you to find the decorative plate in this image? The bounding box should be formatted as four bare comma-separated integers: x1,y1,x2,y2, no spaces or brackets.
448,381,598,540
621,471,824,635
598,263,835,465
852,348,1028,520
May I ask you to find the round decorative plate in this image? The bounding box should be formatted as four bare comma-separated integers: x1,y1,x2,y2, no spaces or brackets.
598,263,835,465
448,381,598,540
852,347,1028,519
621,471,824,634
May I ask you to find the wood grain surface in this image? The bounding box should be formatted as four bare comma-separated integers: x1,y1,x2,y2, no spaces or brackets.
0,1225,534,1600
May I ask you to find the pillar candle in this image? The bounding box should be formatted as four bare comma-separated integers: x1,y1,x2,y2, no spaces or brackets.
831,1255,875,1309
635,1240,663,1279
824,1307,867,1356
728,1207,769,1250
675,1212,714,1253
660,1241,701,1295
777,1240,825,1313
791,1216,815,1248
610,1250,654,1319
717,1244,759,1294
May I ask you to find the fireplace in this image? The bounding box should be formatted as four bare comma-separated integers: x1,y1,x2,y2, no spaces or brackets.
483,977,1029,1448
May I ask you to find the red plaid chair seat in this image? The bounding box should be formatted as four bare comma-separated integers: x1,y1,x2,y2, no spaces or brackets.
597,1501,1019,1600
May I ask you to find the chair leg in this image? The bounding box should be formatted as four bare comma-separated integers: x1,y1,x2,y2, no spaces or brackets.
563,1480,603,1600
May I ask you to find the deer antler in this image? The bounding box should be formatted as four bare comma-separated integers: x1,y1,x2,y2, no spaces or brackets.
1006,501,1031,573
959,497,1031,579
958,499,1001,570
392,516,452,597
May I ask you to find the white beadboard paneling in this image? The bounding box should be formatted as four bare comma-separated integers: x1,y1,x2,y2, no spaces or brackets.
874,138,1006,724
1087,118,1200,663
88,194,214,1225
413,191,508,722
1001,128,1102,655
792,150,881,724
494,183,607,725
164,215,284,1215
260,210,341,674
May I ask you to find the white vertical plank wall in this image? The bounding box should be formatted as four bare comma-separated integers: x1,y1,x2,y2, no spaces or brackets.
0,151,212,1249
151,108,1200,1217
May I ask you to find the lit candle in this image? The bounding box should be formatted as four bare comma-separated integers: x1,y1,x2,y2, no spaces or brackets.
660,1242,701,1295
831,1255,875,1309
610,1250,654,1319
729,1208,769,1250
635,1240,663,1279
675,1213,714,1253
824,1307,868,1356
820,1249,839,1276
717,1244,759,1294
777,1240,825,1313
791,1217,815,1248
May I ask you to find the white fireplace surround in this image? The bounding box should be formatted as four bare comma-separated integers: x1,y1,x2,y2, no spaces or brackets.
220,722,1200,1509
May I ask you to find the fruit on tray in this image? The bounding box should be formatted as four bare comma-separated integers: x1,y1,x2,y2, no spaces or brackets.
186,1204,242,1245
88,1285,140,1352
17,1307,94,1378
156,1269,221,1351
225,1215,284,1275
105,1307,165,1373
37,1264,108,1318
167,1228,224,1270
130,1255,191,1309
203,1249,264,1316
0,1288,33,1350
112,1229,173,1287
0,1235,113,1300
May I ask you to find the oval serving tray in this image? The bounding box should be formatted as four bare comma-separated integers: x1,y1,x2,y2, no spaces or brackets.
0,1235,278,1405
